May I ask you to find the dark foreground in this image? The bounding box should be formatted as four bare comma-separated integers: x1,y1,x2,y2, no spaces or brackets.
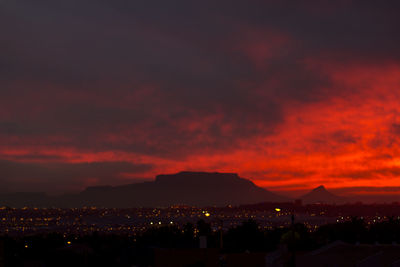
2,217,400,266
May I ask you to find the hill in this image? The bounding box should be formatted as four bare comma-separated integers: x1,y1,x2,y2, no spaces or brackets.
300,185,345,204
0,172,290,208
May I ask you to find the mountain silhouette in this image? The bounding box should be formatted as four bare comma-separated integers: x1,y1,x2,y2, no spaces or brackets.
0,192,49,207
0,172,290,208
300,185,345,204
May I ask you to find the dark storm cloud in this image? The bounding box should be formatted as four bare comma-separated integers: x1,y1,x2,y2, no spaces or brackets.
330,131,359,144
3,153,65,161
0,160,153,193
310,130,360,152
330,167,400,180
1,0,400,159
246,170,316,181
0,122,27,135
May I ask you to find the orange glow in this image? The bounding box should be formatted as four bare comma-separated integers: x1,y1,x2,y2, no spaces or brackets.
2,64,400,197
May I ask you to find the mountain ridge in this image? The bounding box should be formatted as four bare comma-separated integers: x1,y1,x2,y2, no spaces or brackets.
300,185,345,204
0,171,290,208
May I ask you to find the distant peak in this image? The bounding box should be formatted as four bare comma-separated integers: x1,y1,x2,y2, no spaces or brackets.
314,185,326,190
301,184,342,204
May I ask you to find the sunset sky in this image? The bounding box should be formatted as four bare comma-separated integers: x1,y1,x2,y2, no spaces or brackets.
2,1,400,197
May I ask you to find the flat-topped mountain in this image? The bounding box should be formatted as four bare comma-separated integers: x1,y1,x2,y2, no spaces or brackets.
0,172,290,208
300,185,345,204
70,171,290,207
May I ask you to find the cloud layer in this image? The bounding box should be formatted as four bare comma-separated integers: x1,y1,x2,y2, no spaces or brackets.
1,0,400,194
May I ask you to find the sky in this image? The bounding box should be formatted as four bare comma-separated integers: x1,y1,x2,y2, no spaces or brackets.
1,0,400,197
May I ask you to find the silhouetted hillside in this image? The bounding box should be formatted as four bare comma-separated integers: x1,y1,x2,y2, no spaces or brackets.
0,172,290,207
63,172,291,207
0,192,48,207
300,185,345,204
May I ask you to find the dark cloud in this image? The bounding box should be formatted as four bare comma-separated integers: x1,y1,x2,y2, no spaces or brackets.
366,122,400,150
3,153,65,162
330,167,400,180
317,130,359,143
247,170,316,181
330,130,359,144
0,122,28,135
